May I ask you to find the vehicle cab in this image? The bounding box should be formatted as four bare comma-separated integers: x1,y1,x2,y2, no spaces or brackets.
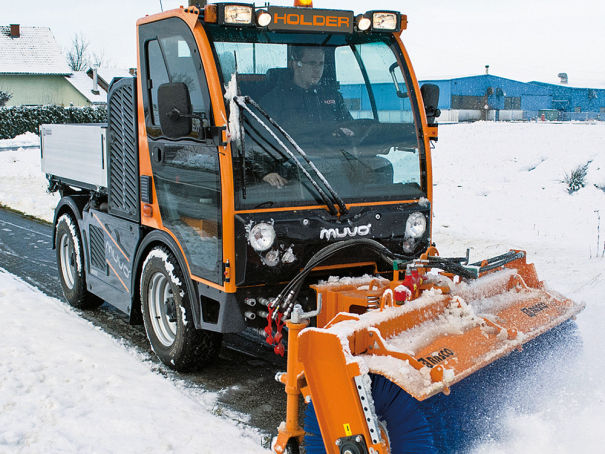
136,2,439,333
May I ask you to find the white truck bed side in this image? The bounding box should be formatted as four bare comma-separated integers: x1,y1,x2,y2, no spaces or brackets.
40,124,108,189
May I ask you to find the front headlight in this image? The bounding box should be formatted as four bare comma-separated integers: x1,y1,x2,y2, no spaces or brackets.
248,223,276,252
405,212,427,239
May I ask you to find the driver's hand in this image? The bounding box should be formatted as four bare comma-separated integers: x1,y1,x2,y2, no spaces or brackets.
263,172,288,188
339,127,354,137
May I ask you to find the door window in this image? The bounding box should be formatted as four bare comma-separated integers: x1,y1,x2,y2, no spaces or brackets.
140,18,222,284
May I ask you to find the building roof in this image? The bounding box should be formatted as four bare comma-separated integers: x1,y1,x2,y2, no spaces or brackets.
0,25,71,75
64,72,107,104
86,67,134,91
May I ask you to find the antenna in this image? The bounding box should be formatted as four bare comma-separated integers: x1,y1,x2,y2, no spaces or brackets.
159,0,163,12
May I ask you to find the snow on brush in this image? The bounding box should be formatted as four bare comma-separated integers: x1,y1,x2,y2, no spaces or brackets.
0,122,604,452
0,270,268,453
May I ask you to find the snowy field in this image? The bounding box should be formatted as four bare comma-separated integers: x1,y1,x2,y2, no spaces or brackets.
1,122,604,453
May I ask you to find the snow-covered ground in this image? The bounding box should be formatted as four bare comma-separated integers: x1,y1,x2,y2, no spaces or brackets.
1,122,604,452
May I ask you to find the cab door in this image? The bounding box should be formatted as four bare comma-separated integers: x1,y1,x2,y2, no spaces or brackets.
139,18,223,284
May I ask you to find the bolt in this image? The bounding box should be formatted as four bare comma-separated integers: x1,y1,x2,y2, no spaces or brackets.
369,332,373,337
303,219,309,226
335,439,342,446
375,213,381,220
305,395,312,403
355,435,363,443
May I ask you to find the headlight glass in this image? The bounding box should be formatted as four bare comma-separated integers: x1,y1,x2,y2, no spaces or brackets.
372,12,398,30
357,16,371,31
224,5,253,25
248,223,276,252
256,11,272,27
405,212,427,239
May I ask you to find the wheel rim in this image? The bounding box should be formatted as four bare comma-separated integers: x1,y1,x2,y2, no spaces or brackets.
147,272,177,347
59,232,76,290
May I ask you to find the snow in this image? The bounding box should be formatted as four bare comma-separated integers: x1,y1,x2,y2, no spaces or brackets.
0,270,268,453
1,121,605,452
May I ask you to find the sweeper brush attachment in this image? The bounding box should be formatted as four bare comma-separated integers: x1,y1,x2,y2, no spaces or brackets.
271,248,585,454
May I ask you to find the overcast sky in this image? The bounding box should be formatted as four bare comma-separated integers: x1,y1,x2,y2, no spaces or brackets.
4,0,604,88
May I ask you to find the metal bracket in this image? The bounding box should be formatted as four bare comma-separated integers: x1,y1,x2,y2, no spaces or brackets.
353,375,382,446
207,125,228,146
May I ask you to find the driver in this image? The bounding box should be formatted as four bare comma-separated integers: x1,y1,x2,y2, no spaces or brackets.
259,46,354,188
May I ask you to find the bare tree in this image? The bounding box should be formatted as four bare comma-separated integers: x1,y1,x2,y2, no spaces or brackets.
91,50,114,69
0,90,12,107
66,33,90,72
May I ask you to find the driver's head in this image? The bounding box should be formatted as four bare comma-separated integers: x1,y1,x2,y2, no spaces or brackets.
291,47,325,90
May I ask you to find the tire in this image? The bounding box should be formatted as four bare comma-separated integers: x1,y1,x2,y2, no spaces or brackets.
56,213,104,310
140,246,222,372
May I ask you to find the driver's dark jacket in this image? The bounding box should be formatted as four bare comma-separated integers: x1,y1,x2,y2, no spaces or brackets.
260,79,353,145
253,79,353,180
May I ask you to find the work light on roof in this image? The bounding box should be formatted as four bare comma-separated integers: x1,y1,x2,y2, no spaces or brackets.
256,10,272,27
357,16,371,31
372,12,398,30
224,5,253,25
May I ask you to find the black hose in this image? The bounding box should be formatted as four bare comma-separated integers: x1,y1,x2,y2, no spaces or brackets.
272,239,396,317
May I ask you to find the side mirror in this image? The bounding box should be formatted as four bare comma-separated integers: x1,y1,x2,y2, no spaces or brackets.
158,82,192,138
420,84,441,126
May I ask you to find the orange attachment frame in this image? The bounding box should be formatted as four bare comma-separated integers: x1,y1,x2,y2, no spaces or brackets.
273,251,584,454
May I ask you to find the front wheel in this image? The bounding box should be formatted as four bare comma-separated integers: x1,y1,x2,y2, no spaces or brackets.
140,246,222,372
55,213,103,310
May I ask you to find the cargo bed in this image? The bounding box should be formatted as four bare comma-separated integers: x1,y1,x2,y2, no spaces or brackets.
40,123,108,190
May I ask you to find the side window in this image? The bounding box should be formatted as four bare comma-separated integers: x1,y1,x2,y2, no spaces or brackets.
214,42,288,82
145,31,210,139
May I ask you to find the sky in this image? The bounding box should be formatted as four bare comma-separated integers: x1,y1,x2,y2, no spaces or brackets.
2,0,605,88
1,122,605,452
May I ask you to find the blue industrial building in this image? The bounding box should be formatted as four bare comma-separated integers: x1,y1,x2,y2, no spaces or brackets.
419,74,605,122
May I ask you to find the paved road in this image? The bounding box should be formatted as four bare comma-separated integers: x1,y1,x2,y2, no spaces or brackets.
0,207,289,444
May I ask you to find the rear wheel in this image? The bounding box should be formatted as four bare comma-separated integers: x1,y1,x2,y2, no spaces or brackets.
140,246,222,372
55,213,103,310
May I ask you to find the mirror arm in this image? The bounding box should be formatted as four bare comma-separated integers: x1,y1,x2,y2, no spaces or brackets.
168,108,207,123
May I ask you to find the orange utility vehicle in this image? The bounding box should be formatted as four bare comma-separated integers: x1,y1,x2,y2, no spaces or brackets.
41,2,583,453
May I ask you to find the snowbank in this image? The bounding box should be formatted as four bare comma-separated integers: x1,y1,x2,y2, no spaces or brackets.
0,270,268,452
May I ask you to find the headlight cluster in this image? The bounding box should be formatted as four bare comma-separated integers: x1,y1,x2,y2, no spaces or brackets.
403,212,428,254
248,222,296,267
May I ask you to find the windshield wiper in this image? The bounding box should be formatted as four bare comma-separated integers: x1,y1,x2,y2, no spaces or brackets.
234,95,349,216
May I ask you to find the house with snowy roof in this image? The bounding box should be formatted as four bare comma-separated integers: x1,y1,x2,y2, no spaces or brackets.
0,24,106,107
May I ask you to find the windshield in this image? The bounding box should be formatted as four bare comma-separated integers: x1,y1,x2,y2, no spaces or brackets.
208,28,425,210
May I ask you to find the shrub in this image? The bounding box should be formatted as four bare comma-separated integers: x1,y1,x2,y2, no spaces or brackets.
0,90,12,107
563,162,591,194
0,105,107,139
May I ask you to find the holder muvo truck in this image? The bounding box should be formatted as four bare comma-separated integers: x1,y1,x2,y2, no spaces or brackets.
41,1,584,453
